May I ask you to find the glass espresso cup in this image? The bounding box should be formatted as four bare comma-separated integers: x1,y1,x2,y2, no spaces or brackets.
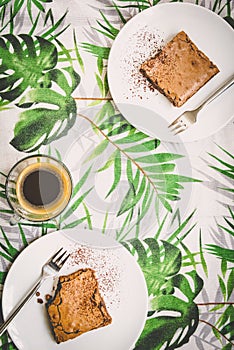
5,155,72,225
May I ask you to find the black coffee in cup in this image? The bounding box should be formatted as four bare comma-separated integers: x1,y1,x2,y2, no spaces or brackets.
15,162,72,217
22,168,61,206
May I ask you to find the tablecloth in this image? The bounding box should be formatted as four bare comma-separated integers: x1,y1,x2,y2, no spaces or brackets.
0,0,233,349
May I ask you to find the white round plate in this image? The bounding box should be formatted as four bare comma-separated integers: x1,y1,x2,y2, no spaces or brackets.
108,3,234,143
2,229,148,350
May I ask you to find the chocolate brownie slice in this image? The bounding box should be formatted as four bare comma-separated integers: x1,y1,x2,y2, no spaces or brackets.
46,268,112,344
140,31,219,107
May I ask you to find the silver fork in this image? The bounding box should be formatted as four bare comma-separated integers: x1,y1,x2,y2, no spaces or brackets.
168,74,234,135
0,247,70,336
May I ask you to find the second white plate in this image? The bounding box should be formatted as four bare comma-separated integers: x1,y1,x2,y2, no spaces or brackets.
2,229,148,350
108,3,234,142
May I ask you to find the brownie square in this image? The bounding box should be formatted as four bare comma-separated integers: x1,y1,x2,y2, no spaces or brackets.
46,268,112,344
140,31,219,107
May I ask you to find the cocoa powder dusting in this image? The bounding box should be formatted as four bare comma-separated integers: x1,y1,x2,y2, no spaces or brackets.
122,26,164,99
68,246,121,307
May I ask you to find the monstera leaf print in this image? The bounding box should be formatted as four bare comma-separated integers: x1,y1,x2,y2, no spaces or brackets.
10,67,80,152
123,239,203,350
0,34,80,152
136,271,203,350
0,34,57,102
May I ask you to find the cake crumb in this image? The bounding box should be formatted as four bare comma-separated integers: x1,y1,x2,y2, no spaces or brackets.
45,294,52,301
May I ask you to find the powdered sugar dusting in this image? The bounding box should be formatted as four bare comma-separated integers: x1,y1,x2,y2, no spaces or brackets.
68,245,121,308
122,25,164,99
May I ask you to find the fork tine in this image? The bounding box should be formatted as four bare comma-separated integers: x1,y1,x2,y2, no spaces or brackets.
173,125,187,135
53,250,67,264
50,247,63,260
168,116,189,135
57,254,70,268
168,118,180,128
168,117,187,130
169,122,183,132
49,248,70,270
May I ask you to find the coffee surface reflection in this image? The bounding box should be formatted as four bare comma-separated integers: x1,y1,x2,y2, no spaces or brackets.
22,168,61,206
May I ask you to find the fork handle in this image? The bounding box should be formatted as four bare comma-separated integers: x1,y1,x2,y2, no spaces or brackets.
199,74,234,111
0,276,43,336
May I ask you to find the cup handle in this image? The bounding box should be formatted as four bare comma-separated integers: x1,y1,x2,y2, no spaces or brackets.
9,213,21,226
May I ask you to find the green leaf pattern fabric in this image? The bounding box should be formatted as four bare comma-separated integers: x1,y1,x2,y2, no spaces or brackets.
0,0,233,349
